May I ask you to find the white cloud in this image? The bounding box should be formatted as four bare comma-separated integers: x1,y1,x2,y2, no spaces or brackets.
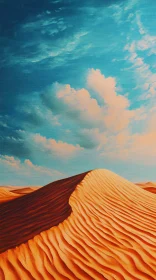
100,105,156,165
19,104,61,127
21,16,67,35
0,155,64,185
77,128,107,149
136,13,145,35
87,69,141,132
0,155,21,169
137,35,156,54
42,68,150,164
44,82,105,128
5,13,89,67
110,0,138,25
87,69,130,109
100,130,156,165
124,0,138,11
43,69,146,138
125,39,156,99
32,133,83,158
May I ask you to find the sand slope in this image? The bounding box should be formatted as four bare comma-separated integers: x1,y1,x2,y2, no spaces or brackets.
0,169,156,280
136,182,156,194
0,172,88,253
0,187,20,203
0,186,41,204
1,186,40,194
10,187,40,195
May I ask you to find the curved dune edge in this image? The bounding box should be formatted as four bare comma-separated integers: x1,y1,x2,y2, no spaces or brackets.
10,186,41,195
0,188,36,204
0,186,41,203
0,172,88,253
0,180,155,204
0,169,156,280
136,182,156,194
0,188,20,203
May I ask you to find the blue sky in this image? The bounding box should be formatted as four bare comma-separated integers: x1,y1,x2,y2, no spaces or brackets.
0,0,156,185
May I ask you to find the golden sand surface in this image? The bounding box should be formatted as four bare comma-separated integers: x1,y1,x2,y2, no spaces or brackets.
0,186,41,203
136,182,156,194
0,169,156,279
0,187,20,203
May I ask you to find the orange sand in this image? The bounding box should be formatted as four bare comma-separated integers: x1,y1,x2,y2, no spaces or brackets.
0,187,20,203
0,169,156,279
0,186,40,203
136,182,156,194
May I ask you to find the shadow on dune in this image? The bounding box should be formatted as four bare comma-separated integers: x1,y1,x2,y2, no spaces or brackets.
0,171,89,254
10,187,40,195
0,169,156,279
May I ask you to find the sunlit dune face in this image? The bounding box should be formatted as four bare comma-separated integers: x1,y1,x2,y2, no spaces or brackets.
0,170,156,280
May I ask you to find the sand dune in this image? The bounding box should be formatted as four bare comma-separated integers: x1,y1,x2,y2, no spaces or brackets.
10,186,41,195
136,182,156,194
0,186,41,203
0,187,20,203
0,172,88,253
0,169,156,280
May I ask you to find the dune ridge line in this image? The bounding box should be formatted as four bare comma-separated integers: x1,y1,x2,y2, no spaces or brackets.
0,169,156,279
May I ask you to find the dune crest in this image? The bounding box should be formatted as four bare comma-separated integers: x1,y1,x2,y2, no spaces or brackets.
10,186,41,195
0,169,156,280
0,172,88,253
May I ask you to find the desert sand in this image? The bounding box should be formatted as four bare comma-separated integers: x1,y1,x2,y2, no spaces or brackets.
0,187,20,203
0,186,41,203
136,182,156,194
0,169,156,279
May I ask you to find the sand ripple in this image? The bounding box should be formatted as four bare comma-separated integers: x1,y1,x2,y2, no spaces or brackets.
0,169,156,279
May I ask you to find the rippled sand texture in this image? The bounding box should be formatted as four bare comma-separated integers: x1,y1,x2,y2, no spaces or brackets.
0,173,88,253
0,169,156,280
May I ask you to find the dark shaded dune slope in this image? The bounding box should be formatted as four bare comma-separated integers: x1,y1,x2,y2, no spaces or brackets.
136,182,156,194
0,169,156,279
147,187,156,193
143,187,156,194
0,171,88,254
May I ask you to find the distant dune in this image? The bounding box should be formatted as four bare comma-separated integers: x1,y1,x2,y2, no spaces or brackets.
10,186,41,195
136,182,156,194
0,169,156,279
0,186,41,202
0,187,20,203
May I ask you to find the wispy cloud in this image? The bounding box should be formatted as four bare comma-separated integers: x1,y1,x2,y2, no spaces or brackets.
124,15,156,99
76,128,107,149
43,68,146,150
0,155,65,185
1,9,89,67
32,133,83,158
43,82,104,128
1,0,156,183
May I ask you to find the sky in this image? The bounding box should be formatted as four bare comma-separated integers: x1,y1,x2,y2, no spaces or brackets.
0,0,156,185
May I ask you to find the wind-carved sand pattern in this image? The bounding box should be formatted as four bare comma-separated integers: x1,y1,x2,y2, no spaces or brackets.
0,169,156,280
